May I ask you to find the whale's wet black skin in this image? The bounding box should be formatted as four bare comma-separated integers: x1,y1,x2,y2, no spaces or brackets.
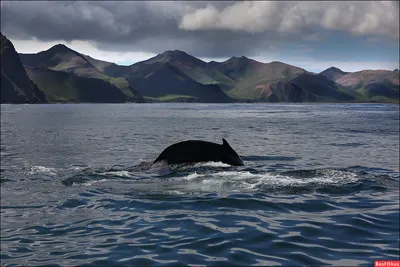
154,138,244,166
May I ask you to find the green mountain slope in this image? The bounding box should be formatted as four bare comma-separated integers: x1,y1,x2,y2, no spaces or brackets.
19,45,144,103
83,54,132,79
84,51,237,99
253,73,361,103
141,50,236,88
17,43,396,104
208,57,307,99
208,56,264,81
254,81,318,102
320,68,399,102
81,50,396,103
1,33,47,103
129,60,232,103
127,52,308,101
290,73,361,102
25,67,136,103
85,50,233,102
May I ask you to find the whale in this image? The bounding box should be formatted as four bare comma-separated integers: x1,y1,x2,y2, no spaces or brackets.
153,138,244,166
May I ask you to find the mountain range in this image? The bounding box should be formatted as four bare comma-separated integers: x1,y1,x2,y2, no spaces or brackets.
1,33,399,104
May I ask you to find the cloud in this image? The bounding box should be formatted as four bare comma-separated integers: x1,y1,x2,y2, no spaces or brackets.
179,1,399,39
2,1,260,57
180,2,290,33
0,0,276,58
0,1,398,64
2,2,398,44
0,1,184,42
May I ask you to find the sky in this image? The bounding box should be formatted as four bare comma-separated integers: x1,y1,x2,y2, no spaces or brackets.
1,1,399,73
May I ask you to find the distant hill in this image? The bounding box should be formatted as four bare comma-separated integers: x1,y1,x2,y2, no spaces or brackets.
2,41,396,104
254,81,317,102
83,54,131,78
25,67,135,103
19,45,144,103
128,52,233,103
77,49,400,103
1,33,47,103
143,50,237,90
207,57,307,99
83,52,307,101
290,73,361,102
253,73,361,103
130,52,307,101
83,50,233,102
320,67,349,81
321,67,399,102
208,56,264,81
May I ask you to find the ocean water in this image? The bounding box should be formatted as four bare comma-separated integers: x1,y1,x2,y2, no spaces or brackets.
1,103,399,266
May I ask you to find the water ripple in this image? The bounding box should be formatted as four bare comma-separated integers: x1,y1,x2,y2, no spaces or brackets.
1,103,399,266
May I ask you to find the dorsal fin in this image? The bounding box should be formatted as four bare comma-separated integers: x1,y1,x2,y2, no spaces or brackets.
222,138,229,147
222,138,237,154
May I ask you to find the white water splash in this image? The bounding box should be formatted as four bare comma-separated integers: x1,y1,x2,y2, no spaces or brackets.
182,172,203,180
69,166,85,171
194,161,232,168
99,171,133,178
79,179,109,186
27,166,57,175
177,169,360,191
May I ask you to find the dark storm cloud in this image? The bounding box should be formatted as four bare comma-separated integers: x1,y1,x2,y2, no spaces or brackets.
0,1,274,57
94,29,285,58
1,1,398,58
1,1,181,42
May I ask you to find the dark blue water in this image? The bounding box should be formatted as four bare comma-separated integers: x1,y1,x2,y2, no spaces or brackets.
1,103,399,266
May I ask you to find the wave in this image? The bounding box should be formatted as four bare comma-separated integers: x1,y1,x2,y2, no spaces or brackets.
194,162,232,168
14,163,398,195
24,165,57,175
242,155,298,161
58,163,399,195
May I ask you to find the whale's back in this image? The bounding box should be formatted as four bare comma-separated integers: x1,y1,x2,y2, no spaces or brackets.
153,139,244,166
154,140,220,165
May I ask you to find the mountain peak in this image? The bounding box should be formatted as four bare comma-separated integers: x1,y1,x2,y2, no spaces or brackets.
320,66,350,81
46,43,74,54
328,66,342,71
158,50,190,59
162,49,186,54
321,66,347,74
227,56,250,62
142,49,206,67
52,43,68,48
222,56,263,68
